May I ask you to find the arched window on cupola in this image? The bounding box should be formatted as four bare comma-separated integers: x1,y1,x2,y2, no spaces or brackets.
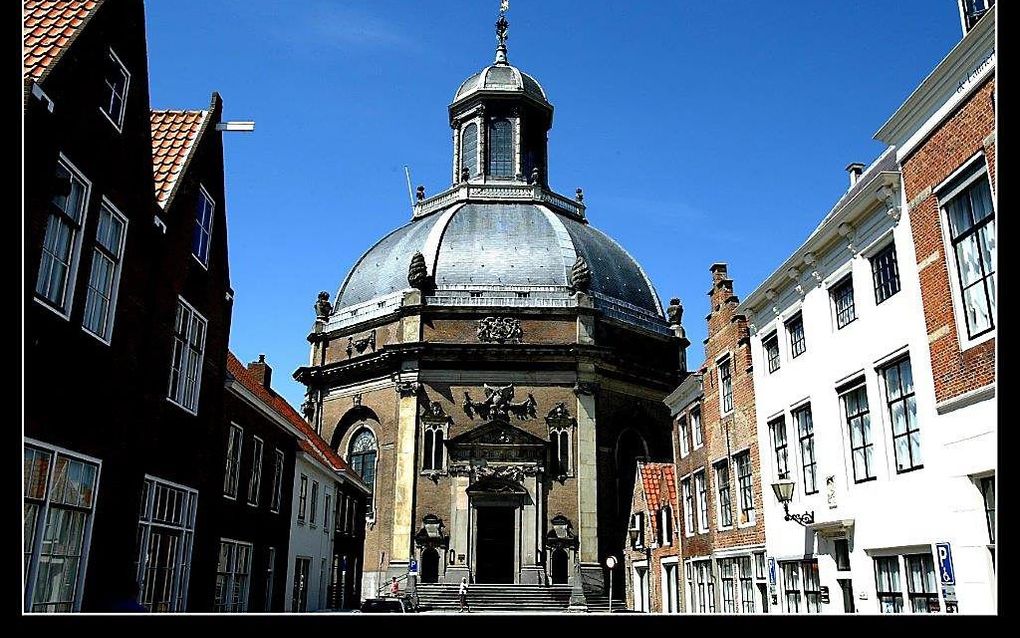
488,118,513,178
348,429,377,501
461,122,478,178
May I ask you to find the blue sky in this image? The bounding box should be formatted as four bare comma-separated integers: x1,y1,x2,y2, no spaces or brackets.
145,0,964,408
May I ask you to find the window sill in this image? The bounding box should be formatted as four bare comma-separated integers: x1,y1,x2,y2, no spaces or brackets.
191,252,210,271
82,324,113,346
98,106,125,133
737,519,756,529
166,396,199,417
895,465,924,475
853,476,878,485
32,295,72,322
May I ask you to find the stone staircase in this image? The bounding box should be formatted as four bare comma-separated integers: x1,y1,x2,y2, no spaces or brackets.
414,584,627,613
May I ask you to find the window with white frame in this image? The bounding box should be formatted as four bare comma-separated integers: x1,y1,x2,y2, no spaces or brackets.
422,421,447,472
695,471,709,532
629,512,645,548
270,449,285,513
715,460,733,529
309,481,319,526
939,159,995,341
880,357,922,473
167,298,207,413
718,356,734,414
101,48,130,129
214,539,252,612
787,313,806,358
36,158,90,314
781,559,821,613
192,186,215,267
247,437,264,506
769,416,790,480
264,547,276,611
831,274,857,329
657,505,673,547
720,558,738,613
223,425,242,498
82,201,127,341
323,493,331,535
23,444,100,613
297,474,308,522
793,405,817,494
764,333,780,373
739,556,755,613
691,407,703,449
677,415,689,457
734,451,754,524
292,557,310,612
661,561,679,613
682,478,695,536
871,242,901,305
691,560,716,613
136,476,198,612
633,563,650,612
840,381,875,483
980,475,995,551
873,552,939,614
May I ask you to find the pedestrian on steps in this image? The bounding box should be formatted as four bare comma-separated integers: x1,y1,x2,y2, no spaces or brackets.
458,577,470,612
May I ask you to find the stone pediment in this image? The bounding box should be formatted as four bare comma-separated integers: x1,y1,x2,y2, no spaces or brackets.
447,421,548,448
446,421,548,464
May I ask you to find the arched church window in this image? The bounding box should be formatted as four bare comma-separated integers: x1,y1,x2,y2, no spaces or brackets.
422,423,445,472
488,118,513,178
348,429,377,499
461,123,478,178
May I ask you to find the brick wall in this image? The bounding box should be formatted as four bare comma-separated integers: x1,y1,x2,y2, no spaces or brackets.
901,77,996,404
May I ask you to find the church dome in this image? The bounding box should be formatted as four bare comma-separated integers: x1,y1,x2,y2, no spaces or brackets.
330,202,668,335
324,8,668,337
454,64,549,105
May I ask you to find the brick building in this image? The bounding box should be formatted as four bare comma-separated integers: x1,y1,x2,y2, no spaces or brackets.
664,265,768,613
24,0,237,612
623,462,681,613
293,10,686,609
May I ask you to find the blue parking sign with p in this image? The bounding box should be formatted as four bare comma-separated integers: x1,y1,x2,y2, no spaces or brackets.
936,542,955,585
768,557,776,585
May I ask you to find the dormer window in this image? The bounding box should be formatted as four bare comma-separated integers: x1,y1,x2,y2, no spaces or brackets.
488,118,514,177
101,48,130,131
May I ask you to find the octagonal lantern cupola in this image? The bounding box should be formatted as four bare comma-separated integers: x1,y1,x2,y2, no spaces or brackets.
449,9,553,186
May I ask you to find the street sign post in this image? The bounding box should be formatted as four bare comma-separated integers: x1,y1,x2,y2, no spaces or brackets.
605,556,617,613
409,559,418,574
936,542,955,585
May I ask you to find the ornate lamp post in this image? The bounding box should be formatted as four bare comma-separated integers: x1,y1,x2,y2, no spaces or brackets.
771,478,815,526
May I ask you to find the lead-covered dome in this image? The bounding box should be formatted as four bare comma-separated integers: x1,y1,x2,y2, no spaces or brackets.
330,202,668,334
454,63,549,105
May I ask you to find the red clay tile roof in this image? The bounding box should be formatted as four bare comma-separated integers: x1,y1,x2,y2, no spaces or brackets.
23,0,104,83
639,462,678,536
150,109,210,209
226,352,368,493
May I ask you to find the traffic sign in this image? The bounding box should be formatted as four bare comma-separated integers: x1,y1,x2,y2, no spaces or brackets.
409,559,419,574
768,557,776,585
936,543,955,585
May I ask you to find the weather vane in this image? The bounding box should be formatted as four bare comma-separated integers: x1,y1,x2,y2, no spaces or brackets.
497,1,509,46
495,1,510,63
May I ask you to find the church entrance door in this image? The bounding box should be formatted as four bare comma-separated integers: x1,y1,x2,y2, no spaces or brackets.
475,506,516,584
421,548,440,584
550,548,568,584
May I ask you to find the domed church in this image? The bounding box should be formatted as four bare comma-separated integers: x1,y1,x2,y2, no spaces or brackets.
294,7,689,601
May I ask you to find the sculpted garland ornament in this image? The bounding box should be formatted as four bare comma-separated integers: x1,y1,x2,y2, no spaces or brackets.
477,317,523,344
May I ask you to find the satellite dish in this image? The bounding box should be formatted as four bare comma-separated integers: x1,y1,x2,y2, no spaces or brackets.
605,556,617,569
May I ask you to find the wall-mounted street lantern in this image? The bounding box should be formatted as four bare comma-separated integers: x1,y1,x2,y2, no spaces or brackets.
771,478,815,526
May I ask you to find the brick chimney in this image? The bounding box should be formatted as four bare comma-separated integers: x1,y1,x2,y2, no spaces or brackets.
248,354,273,391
